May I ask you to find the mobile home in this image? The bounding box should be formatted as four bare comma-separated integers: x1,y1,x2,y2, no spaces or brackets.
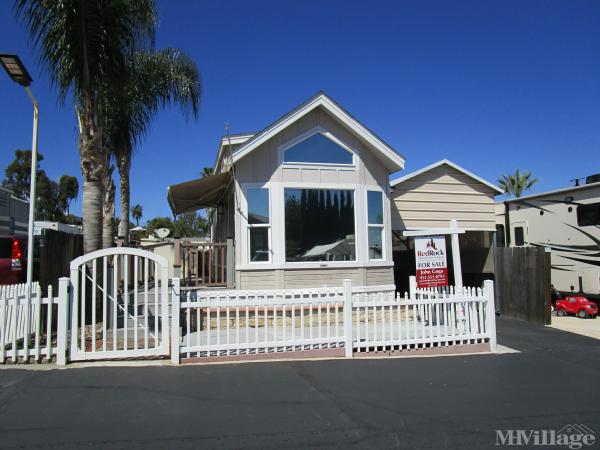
496,178,600,300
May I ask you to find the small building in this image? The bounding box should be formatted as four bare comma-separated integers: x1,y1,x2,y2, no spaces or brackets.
0,187,29,236
168,92,405,289
390,159,502,292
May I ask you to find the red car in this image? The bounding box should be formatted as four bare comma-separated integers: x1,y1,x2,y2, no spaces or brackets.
0,236,27,285
556,296,598,319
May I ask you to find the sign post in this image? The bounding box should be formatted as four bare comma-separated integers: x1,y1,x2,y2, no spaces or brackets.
414,235,448,288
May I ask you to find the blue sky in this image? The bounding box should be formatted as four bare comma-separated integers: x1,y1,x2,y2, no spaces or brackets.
1,0,599,222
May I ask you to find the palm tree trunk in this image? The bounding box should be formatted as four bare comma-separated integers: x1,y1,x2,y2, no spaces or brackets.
79,101,105,254
117,147,131,244
102,166,115,248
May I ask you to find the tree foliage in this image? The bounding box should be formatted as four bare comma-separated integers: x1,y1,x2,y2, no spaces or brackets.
58,175,79,214
15,0,158,253
2,149,79,221
146,213,208,238
498,170,538,198
131,204,143,226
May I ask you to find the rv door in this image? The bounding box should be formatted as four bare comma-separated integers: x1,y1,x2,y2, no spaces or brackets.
582,267,600,295
511,221,528,247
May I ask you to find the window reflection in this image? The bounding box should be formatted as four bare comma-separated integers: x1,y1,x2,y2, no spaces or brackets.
284,133,353,165
367,190,384,260
285,188,355,261
247,188,269,224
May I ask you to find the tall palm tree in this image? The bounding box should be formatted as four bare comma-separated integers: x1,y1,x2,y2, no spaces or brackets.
131,204,143,226
110,48,201,242
101,163,116,248
15,0,157,254
498,169,539,198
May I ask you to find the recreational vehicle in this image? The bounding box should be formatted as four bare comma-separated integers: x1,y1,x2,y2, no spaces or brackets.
496,176,600,301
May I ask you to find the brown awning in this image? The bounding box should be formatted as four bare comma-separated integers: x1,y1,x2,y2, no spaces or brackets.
167,171,231,215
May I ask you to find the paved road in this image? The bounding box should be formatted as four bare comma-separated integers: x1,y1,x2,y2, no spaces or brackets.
1,317,599,449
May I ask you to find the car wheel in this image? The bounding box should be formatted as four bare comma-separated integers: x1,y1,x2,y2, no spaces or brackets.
578,309,589,319
557,309,567,317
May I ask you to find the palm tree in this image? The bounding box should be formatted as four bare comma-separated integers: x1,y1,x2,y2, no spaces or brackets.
131,204,143,226
201,167,213,177
15,0,157,254
101,163,116,248
498,169,539,198
111,49,201,242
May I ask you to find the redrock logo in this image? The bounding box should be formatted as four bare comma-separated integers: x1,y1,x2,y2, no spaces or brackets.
417,249,444,257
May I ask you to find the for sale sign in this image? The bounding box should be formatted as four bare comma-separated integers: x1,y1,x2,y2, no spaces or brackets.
414,235,448,288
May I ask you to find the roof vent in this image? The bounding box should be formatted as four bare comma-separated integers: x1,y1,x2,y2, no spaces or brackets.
586,174,600,184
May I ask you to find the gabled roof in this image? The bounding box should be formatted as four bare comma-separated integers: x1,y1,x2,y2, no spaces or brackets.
390,159,503,194
214,132,255,174
228,92,405,172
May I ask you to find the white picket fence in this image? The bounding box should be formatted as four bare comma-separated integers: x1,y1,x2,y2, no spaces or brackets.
352,280,496,353
0,279,68,364
0,267,496,366
0,282,40,345
171,278,497,364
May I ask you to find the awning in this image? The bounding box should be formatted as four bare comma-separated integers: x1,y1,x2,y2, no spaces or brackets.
167,171,231,215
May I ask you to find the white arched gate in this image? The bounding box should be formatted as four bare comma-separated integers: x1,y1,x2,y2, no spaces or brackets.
69,248,170,361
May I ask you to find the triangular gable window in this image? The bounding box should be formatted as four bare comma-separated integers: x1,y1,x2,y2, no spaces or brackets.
283,132,354,165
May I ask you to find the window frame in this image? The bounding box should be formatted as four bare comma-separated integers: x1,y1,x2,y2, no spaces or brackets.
243,184,272,264
279,126,357,168
366,189,385,261
513,224,526,247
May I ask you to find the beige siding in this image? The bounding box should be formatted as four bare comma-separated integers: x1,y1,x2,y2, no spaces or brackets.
391,164,497,231
236,266,394,289
234,107,389,188
238,270,277,289
366,267,394,286
283,268,363,288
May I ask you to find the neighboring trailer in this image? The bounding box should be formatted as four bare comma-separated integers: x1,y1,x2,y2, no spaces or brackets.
495,181,600,300
0,187,28,236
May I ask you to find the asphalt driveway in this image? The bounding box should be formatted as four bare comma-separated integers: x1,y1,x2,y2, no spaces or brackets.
1,317,599,449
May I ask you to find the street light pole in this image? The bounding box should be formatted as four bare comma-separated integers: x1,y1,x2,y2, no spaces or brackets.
0,54,37,289
24,86,39,288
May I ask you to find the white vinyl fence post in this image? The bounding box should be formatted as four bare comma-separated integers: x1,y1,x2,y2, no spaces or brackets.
343,279,353,358
56,277,69,366
484,280,497,352
409,275,417,299
171,277,181,365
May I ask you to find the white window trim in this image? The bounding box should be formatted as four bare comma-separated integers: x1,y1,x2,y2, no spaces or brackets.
237,181,394,271
241,183,272,264
367,189,386,261
277,126,357,169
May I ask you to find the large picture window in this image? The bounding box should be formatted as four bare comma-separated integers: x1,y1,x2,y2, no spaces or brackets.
284,188,355,262
283,133,353,165
247,188,270,262
367,191,384,260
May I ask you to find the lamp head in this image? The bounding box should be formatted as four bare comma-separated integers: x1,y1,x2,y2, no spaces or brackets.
0,54,33,87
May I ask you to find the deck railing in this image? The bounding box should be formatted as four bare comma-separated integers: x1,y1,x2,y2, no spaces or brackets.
174,239,234,288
